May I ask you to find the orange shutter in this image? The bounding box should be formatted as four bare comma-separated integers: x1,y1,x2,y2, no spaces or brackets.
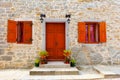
99,22,106,42
7,20,17,43
23,21,32,44
78,22,86,43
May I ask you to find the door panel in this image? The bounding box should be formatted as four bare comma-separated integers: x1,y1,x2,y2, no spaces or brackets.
56,33,65,60
46,23,55,60
56,48,65,59
46,23,65,61
46,33,56,60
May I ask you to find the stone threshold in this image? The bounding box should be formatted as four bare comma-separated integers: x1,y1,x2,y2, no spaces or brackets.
39,61,70,68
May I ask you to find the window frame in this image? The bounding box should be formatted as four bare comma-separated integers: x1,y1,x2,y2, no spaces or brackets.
84,22,100,44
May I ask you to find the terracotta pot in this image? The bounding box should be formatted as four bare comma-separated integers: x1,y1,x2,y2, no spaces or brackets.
41,61,45,64
40,56,48,64
64,57,70,64
65,62,69,64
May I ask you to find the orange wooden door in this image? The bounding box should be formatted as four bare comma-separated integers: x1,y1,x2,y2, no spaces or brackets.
46,23,65,61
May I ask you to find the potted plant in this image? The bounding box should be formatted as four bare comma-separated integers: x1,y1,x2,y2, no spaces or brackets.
34,58,40,67
38,50,48,64
70,58,76,67
63,50,71,64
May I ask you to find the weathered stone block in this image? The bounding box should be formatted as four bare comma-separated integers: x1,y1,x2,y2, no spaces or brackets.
0,49,4,55
0,38,4,41
76,52,90,65
0,2,12,8
0,27,5,32
1,56,12,61
0,9,5,13
0,45,8,49
7,52,14,55
78,0,84,2
0,41,6,44
0,62,5,69
90,53,103,64
78,0,93,2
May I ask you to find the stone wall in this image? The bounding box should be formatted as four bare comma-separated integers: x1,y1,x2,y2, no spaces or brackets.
0,0,120,68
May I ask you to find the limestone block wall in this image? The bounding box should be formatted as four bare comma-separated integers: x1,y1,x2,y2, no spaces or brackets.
0,0,120,68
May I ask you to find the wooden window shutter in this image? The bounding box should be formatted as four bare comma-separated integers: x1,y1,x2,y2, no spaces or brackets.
78,22,86,43
7,20,17,43
23,21,32,44
99,22,106,42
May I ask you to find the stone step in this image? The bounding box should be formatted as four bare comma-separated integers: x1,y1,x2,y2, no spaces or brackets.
30,67,79,75
93,65,120,78
23,74,104,80
39,63,70,68
39,61,70,68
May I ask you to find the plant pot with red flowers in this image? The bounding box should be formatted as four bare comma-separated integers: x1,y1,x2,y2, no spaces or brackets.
38,50,48,64
63,50,71,64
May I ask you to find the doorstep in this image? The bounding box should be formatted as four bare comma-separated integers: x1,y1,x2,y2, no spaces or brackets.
39,61,70,68
30,61,79,75
30,67,79,75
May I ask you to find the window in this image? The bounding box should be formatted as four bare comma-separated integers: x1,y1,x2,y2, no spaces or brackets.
85,22,99,43
78,22,106,43
7,20,32,44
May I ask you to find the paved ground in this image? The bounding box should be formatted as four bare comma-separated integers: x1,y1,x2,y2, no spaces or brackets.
0,65,120,80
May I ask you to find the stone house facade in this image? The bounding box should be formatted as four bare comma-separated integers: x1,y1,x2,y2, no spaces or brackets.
0,0,120,69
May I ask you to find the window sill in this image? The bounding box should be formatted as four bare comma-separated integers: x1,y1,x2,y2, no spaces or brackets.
84,42,99,44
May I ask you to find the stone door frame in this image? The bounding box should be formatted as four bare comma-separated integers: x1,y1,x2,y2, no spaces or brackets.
41,18,69,50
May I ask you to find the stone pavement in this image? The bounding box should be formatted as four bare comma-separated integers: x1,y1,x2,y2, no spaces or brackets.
94,65,120,78
0,65,119,80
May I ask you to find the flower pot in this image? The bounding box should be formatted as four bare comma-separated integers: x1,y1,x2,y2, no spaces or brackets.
35,63,39,67
70,62,76,67
41,62,44,64
40,56,48,64
65,61,69,64
64,57,70,64
44,59,48,64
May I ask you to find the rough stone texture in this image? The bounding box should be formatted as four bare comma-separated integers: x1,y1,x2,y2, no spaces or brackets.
0,0,120,68
1,56,12,61
0,49,4,55
0,2,12,8
7,52,14,55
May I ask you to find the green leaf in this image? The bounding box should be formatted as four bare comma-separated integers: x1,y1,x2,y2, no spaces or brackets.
35,58,40,63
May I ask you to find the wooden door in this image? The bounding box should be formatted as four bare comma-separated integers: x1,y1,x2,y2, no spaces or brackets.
46,23,65,61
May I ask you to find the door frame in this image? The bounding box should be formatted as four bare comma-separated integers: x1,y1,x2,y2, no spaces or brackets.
41,18,69,50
